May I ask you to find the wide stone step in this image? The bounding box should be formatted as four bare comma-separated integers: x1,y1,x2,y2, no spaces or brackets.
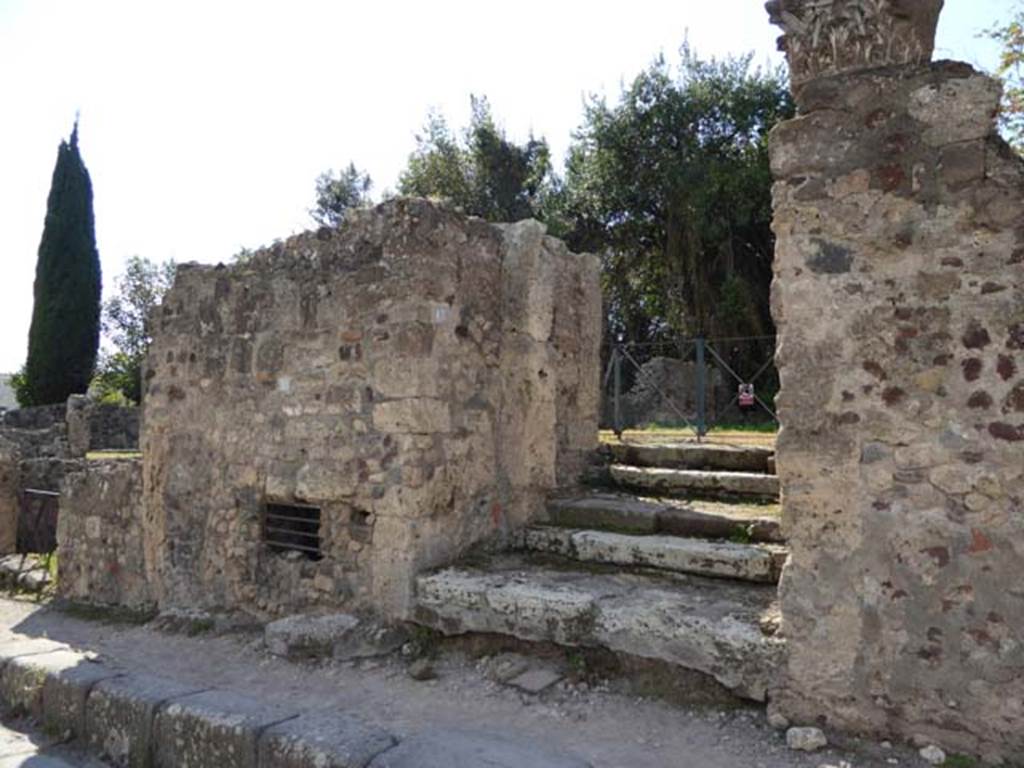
546,494,783,543
518,527,786,583
608,442,774,473
414,556,783,701
610,464,779,501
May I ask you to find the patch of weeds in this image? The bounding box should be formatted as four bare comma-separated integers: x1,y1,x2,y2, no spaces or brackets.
43,552,58,584
565,650,588,680
185,617,216,637
59,601,157,626
406,624,442,659
728,525,753,545
943,756,978,768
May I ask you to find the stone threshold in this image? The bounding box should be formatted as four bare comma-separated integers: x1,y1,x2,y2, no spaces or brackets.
516,526,787,583
609,464,780,501
414,554,784,702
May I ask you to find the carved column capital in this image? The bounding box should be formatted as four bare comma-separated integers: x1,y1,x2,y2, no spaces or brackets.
766,0,944,86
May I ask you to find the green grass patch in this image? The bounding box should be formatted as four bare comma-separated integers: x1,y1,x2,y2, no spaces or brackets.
86,450,142,461
943,756,978,768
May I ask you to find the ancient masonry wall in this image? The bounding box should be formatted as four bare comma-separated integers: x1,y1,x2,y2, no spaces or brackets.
0,400,138,555
769,54,1024,764
57,459,150,609
121,199,601,619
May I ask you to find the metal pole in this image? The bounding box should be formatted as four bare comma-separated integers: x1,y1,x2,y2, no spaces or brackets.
613,346,623,438
695,337,706,441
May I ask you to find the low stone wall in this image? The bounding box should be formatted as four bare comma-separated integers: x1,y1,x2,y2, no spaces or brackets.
57,460,151,609
66,396,140,457
1,404,66,430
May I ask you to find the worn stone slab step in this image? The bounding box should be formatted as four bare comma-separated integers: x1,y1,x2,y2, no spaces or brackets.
414,556,783,701
518,527,786,583
609,464,780,501
608,443,774,473
546,494,783,543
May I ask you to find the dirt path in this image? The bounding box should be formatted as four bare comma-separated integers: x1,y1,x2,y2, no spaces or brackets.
0,596,915,768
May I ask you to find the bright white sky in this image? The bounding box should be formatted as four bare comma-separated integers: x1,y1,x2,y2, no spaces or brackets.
0,0,1012,372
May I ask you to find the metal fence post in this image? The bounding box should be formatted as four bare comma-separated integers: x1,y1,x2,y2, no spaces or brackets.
613,345,623,438
695,337,707,441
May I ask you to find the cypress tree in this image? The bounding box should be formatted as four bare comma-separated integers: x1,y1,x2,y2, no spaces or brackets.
22,122,102,406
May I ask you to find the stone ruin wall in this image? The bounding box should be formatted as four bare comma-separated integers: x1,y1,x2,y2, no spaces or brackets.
95,199,601,619
57,459,150,609
0,399,138,557
768,0,1024,761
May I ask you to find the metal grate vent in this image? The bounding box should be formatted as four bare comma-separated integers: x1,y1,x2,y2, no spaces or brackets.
263,502,322,560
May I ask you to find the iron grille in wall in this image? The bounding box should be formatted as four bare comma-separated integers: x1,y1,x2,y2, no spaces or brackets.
263,502,322,560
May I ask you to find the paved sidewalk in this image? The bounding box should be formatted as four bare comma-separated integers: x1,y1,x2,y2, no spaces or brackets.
0,717,103,767
0,596,918,768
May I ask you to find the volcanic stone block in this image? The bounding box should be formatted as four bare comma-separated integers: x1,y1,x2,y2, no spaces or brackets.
258,711,397,768
152,691,297,768
85,674,207,768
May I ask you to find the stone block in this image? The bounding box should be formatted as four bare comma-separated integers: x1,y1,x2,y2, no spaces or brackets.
0,650,114,725
264,613,360,660
39,654,121,739
521,527,785,583
372,399,451,435
609,465,780,500
258,711,396,768
152,691,297,768
85,674,207,768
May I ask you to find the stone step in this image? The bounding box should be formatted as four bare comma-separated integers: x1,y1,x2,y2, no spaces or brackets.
414,555,784,702
518,527,787,583
546,494,783,543
609,464,780,501
608,442,774,473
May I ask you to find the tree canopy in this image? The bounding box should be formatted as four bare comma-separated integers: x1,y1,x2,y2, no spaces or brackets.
554,47,793,344
93,256,177,404
311,163,373,227
310,46,792,357
398,96,555,223
21,122,103,406
985,7,1024,153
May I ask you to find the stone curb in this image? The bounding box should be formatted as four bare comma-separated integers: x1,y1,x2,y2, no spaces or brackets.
0,635,592,767
0,638,397,768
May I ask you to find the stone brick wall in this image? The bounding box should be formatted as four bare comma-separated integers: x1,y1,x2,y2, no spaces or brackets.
769,60,1024,760
0,438,19,554
136,199,600,618
66,396,140,457
57,460,151,609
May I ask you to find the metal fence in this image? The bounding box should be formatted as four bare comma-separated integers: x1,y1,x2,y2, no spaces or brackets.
17,488,60,554
602,335,778,439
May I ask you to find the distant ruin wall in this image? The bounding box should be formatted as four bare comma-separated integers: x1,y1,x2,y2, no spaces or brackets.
769,27,1024,764
133,199,600,619
0,399,138,555
66,396,140,457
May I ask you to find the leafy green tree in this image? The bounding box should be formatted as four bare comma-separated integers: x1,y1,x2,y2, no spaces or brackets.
93,256,176,404
554,47,793,345
399,96,555,223
985,7,1024,152
21,122,103,406
311,163,373,227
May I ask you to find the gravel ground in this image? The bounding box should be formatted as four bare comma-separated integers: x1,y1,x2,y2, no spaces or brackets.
0,595,927,768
